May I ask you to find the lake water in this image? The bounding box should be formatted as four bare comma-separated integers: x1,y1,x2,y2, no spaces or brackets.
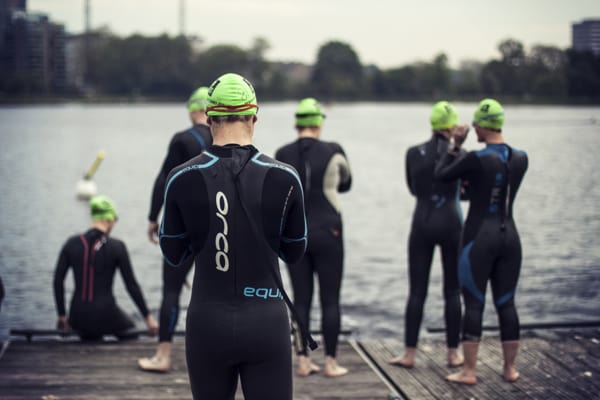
1,102,599,340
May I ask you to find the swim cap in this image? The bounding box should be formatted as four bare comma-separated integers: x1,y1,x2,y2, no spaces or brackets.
187,86,210,112
89,195,118,221
206,73,258,116
430,101,458,130
295,98,326,127
473,98,504,130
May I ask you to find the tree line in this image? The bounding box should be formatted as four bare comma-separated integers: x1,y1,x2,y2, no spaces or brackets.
13,30,600,103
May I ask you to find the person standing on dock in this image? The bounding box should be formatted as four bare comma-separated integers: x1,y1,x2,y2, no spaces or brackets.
53,195,158,340
160,73,308,399
388,101,466,369
138,86,213,372
435,99,528,384
275,98,353,377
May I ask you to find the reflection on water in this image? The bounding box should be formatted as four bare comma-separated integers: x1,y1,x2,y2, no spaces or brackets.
1,102,599,338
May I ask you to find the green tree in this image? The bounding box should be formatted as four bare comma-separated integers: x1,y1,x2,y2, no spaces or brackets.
566,49,600,100
453,60,483,96
247,37,272,96
311,41,364,100
191,44,249,88
430,53,451,97
87,32,193,96
480,39,527,97
499,39,526,67
526,45,567,99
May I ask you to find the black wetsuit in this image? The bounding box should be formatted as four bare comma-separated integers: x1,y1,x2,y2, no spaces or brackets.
404,133,463,349
160,144,307,400
53,228,150,339
435,143,528,342
148,124,212,342
275,137,352,357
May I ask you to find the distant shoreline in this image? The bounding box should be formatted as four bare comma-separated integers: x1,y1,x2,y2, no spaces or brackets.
2,95,600,106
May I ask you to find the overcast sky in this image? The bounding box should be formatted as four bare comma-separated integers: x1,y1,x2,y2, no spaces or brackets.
28,0,600,68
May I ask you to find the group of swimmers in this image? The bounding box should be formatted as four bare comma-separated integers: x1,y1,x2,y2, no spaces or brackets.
51,72,527,399
389,99,528,385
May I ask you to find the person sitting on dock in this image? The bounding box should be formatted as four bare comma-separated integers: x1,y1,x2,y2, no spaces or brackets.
435,99,528,384
53,195,158,341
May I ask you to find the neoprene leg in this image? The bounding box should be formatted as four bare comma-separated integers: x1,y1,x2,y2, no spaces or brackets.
404,230,434,347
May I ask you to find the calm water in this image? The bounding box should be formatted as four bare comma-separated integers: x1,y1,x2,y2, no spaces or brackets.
1,102,599,340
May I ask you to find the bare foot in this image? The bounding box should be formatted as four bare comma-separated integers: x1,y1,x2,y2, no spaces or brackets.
504,366,520,382
447,370,477,385
138,356,170,372
296,356,321,377
388,355,414,368
324,357,349,377
447,350,464,367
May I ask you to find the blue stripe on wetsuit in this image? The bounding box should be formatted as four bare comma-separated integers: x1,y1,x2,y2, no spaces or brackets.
458,241,485,303
188,127,207,149
495,290,515,307
159,151,220,266
251,152,307,263
476,143,510,163
251,152,307,240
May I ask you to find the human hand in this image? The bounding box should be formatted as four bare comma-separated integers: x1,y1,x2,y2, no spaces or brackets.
147,221,159,244
452,124,470,147
145,314,159,336
56,316,70,333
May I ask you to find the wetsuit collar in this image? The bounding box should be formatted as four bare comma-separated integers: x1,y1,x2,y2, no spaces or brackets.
208,144,258,158
86,227,108,237
433,132,450,141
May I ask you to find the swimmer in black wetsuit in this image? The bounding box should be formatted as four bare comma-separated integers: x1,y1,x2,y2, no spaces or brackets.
53,196,158,340
139,86,213,372
160,73,307,400
275,98,352,378
389,101,466,369
435,99,528,385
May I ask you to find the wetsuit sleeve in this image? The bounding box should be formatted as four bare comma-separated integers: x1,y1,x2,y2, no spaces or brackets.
115,240,150,317
148,135,184,222
457,149,470,200
334,143,352,193
405,148,415,196
53,244,70,317
263,167,307,264
435,151,479,182
159,168,198,267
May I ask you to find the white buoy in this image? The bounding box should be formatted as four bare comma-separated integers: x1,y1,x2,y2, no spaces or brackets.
76,150,106,200
76,179,98,200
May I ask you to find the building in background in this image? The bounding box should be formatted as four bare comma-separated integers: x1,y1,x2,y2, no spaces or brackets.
572,19,600,55
0,0,66,97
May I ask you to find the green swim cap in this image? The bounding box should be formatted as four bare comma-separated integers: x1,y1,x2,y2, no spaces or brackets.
89,195,118,221
295,98,326,127
206,73,258,116
473,98,504,130
430,101,458,131
187,86,210,112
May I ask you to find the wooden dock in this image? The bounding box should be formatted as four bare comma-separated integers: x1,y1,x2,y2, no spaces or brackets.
1,328,599,399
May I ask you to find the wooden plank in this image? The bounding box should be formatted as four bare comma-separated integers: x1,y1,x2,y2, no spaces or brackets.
0,338,392,400
2,329,599,400
359,330,600,400
421,337,529,400
359,339,437,400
